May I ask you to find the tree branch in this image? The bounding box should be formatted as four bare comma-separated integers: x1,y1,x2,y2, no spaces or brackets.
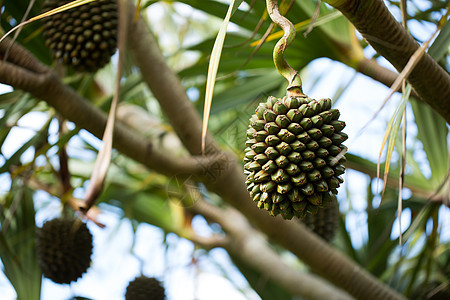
191,199,353,300
0,39,215,180
179,229,229,251
128,7,406,300
355,57,399,90
325,0,450,123
127,11,216,156
352,57,419,100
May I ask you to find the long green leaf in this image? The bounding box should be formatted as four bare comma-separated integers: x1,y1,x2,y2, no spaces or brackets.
336,214,361,264
202,0,240,153
0,183,41,300
175,0,258,31
428,18,450,62
211,70,283,113
377,86,409,197
410,100,448,184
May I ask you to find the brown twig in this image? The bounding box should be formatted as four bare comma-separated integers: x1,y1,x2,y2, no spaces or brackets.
57,117,72,195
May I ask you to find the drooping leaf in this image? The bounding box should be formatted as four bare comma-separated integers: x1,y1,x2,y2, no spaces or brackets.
0,182,41,300
407,26,450,184
427,10,450,63
377,84,410,198
210,70,283,113
410,99,448,184
202,0,241,153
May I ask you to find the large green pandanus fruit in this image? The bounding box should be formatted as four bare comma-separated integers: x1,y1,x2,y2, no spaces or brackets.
244,95,347,219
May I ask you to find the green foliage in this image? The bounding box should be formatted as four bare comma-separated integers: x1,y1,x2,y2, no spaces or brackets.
0,181,41,300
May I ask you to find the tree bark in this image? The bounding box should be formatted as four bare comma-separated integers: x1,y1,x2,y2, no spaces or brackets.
325,0,450,124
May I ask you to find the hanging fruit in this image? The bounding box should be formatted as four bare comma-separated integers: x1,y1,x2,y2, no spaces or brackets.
42,0,118,72
244,0,347,219
36,218,93,284
125,275,166,300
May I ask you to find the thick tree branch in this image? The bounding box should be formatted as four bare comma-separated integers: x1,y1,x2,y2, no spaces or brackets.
325,0,450,123
126,11,216,156
0,39,216,180
351,57,418,100
191,199,353,300
355,57,400,90
128,8,406,300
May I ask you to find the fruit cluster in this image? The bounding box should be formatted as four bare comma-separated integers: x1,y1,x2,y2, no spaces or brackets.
42,0,118,72
244,96,347,219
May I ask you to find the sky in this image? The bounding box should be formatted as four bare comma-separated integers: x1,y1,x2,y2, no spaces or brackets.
1,0,449,299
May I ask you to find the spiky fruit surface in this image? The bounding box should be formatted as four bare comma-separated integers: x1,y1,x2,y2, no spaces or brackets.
302,199,339,242
42,0,118,72
244,96,347,219
125,276,165,300
36,218,93,284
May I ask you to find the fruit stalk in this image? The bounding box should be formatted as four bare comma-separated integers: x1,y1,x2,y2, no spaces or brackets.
266,0,304,97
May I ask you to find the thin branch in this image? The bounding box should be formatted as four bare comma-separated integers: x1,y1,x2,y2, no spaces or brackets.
180,230,229,250
57,117,72,194
127,8,217,157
